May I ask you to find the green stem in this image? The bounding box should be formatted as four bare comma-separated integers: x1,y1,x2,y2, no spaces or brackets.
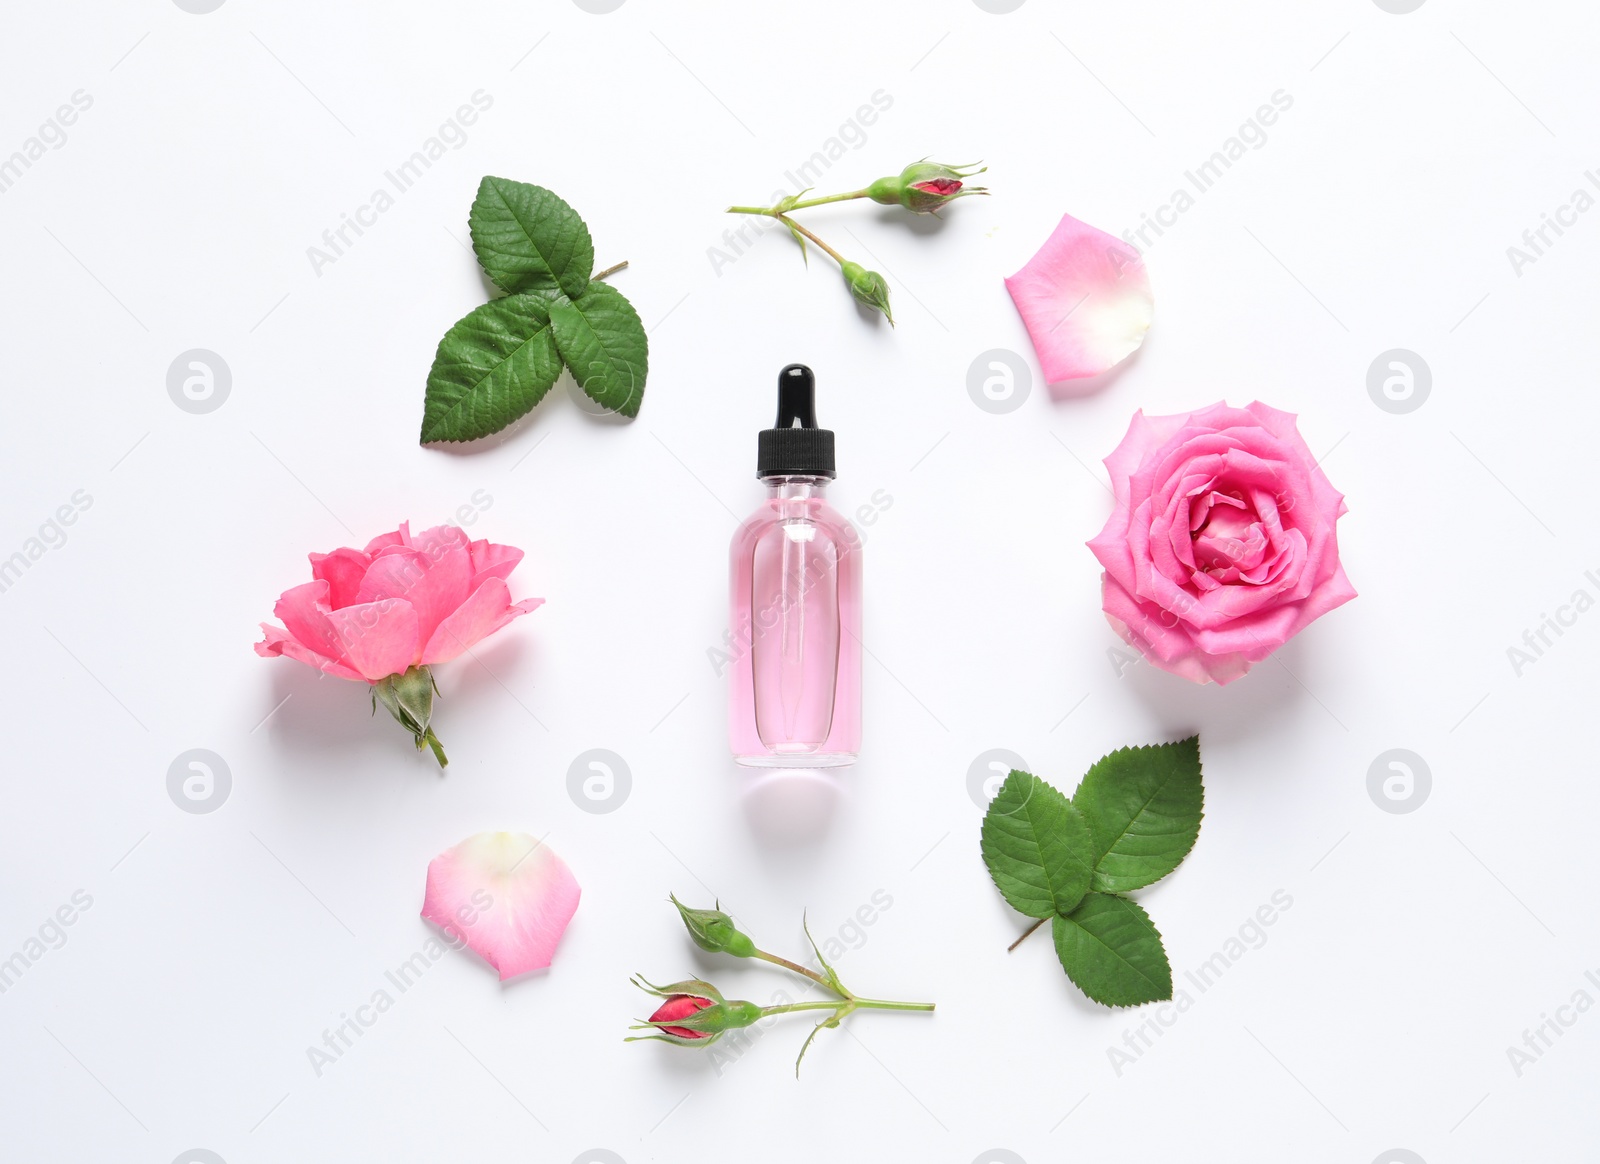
776,215,847,268
592,260,629,281
760,997,933,1018
851,997,936,1012
784,188,872,211
753,949,841,995
727,188,873,216
421,727,448,769
761,1001,847,1017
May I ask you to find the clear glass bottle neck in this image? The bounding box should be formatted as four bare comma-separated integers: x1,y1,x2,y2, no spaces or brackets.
761,475,831,499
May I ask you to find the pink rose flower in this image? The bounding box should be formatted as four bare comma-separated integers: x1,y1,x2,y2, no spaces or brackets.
255,521,543,764
1088,403,1355,685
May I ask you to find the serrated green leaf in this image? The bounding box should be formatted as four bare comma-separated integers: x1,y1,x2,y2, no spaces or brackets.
419,294,562,444
469,176,595,299
549,282,649,418
1072,736,1204,893
980,771,1094,919
1052,893,1172,1008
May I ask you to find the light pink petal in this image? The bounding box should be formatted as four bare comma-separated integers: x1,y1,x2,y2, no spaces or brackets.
420,577,544,665
468,539,525,587
422,831,580,980
1005,212,1154,382
308,547,370,610
254,623,364,681
326,598,421,680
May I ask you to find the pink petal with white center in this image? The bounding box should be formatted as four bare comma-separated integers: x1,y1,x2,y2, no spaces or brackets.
422,831,580,980
1004,212,1154,382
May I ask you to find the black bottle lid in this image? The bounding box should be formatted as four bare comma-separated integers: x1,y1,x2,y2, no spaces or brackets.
757,363,836,479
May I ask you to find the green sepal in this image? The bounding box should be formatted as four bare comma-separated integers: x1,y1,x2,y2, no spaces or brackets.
372,665,447,767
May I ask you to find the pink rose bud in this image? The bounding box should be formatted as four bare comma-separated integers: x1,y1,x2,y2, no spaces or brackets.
627,977,765,1047
869,160,988,213
649,995,716,1039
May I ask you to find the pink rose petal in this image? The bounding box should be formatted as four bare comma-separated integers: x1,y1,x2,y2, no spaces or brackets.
308,547,370,610
422,831,580,980
468,539,525,588
355,543,472,647
253,623,363,681
271,579,346,663
1005,212,1154,382
421,577,544,665
364,523,410,555
326,598,421,681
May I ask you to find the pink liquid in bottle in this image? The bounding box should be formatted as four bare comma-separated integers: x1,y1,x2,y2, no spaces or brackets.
728,365,861,769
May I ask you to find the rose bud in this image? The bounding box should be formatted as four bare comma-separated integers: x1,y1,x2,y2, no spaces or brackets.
649,995,715,1039
671,895,756,958
626,978,763,1047
868,160,989,213
841,261,894,325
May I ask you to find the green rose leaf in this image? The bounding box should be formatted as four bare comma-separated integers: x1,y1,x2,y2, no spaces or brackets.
980,771,1095,919
549,282,649,418
419,294,563,444
1072,736,1204,893
469,176,595,299
1052,893,1172,1008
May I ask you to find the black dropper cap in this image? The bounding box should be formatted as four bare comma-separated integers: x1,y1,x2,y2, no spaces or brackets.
757,363,836,479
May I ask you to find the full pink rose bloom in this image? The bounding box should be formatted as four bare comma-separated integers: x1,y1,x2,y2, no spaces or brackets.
1088,403,1355,685
255,521,542,764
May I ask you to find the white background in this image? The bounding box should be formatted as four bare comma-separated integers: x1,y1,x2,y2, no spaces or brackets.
2,1,1596,1161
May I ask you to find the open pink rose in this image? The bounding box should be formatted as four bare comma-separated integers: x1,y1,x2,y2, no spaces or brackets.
1088,403,1355,685
255,521,542,764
